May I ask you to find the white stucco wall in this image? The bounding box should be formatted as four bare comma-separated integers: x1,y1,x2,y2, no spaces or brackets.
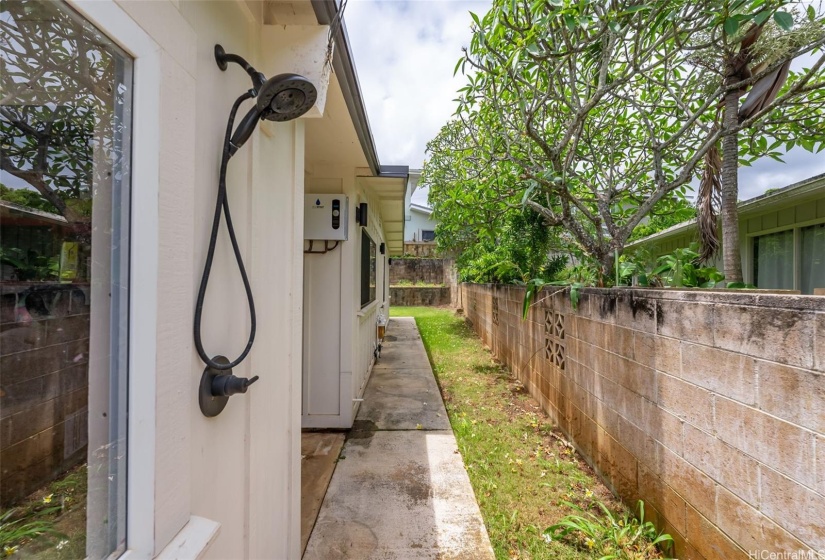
72,1,322,557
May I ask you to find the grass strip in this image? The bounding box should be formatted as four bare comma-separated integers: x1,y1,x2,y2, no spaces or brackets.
390,306,623,560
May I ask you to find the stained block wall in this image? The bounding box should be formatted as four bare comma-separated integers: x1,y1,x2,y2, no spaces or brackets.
461,283,825,559
1,289,89,506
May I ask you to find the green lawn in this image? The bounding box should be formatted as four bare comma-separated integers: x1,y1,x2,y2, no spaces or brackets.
390,306,625,559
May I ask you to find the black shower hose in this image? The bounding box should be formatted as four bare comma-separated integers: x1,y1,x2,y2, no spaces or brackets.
193,91,256,370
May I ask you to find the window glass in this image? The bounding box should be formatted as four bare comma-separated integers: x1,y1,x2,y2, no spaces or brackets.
753,229,794,290
360,230,376,308
801,223,825,295
0,2,132,558
421,230,435,242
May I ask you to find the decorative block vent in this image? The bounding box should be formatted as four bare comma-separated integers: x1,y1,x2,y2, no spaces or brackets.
492,296,499,325
544,309,565,370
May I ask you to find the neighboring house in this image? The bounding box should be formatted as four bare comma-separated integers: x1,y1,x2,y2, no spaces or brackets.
0,1,406,559
404,168,439,243
628,173,825,294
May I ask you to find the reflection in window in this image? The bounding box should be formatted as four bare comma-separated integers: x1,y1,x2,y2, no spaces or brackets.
0,2,132,558
753,229,794,290
360,230,376,308
801,223,825,295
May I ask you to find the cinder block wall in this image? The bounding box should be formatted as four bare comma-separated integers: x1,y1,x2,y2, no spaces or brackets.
0,299,89,506
389,257,449,285
461,283,825,559
389,286,451,306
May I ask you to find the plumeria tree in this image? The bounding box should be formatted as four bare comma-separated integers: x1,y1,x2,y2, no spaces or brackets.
428,0,825,280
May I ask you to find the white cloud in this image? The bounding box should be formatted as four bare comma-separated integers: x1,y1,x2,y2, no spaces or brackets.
345,0,825,199
345,0,489,168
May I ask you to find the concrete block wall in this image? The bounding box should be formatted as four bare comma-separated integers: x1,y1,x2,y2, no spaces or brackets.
461,283,825,559
0,300,90,506
389,257,450,285
389,286,451,306
390,258,458,306
402,242,438,257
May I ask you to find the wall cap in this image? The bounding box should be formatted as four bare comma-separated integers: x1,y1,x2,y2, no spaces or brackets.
461,283,825,312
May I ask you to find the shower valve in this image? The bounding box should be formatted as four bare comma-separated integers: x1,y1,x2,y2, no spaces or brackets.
199,355,259,417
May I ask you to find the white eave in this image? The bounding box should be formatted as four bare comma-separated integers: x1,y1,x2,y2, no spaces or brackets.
409,202,433,216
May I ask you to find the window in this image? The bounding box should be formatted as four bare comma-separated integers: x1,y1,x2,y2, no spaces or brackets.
801,223,825,294
0,2,132,557
421,229,435,242
360,230,376,307
753,229,794,290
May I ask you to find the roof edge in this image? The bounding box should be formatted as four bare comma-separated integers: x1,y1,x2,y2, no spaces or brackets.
311,1,407,179
627,172,825,248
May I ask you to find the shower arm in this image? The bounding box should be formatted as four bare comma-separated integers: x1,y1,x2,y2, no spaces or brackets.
215,44,265,91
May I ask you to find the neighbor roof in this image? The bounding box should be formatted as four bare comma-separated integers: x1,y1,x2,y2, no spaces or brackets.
627,172,825,248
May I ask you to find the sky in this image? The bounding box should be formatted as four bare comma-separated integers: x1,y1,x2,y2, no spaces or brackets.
344,0,825,204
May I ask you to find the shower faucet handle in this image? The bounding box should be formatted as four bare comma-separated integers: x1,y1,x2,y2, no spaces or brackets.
212,373,259,397
198,356,259,417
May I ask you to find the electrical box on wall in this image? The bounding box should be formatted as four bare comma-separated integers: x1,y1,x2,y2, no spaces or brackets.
304,195,348,240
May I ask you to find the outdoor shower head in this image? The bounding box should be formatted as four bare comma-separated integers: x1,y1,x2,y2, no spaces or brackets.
257,74,317,122
215,45,318,156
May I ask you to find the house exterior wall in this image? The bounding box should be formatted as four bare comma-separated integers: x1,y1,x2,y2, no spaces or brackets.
630,179,825,293
68,1,320,557
461,283,825,559
302,169,390,429
406,209,438,243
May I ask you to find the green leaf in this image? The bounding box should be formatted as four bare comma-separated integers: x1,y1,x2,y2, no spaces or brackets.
808,5,816,22
724,17,739,36
773,11,793,31
621,5,650,15
753,10,770,25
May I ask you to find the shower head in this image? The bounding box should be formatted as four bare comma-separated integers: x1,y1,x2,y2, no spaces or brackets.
256,74,317,122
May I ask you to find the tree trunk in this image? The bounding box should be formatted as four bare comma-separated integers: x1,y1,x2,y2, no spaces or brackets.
721,91,743,283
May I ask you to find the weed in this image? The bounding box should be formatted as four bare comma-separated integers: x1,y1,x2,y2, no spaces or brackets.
0,509,60,552
546,499,673,559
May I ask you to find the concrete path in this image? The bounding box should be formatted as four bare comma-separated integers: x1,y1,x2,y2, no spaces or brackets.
301,432,346,555
303,317,495,560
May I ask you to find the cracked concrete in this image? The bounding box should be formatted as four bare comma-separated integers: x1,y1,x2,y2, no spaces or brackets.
303,317,494,560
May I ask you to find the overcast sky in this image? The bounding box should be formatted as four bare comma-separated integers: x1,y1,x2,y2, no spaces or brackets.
345,0,825,204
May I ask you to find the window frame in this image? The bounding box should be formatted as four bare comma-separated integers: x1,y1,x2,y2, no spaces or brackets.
360,229,376,309
66,1,161,556
745,215,825,294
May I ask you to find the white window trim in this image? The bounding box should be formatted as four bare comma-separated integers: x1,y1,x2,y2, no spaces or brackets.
746,216,825,292
65,1,162,557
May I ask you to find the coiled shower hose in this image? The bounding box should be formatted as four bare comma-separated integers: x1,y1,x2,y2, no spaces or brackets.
193,91,257,370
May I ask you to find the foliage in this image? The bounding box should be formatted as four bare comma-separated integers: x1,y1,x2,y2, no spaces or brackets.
545,499,673,559
621,243,759,288
426,0,825,277
0,466,86,558
1,0,131,225
0,184,58,214
628,198,696,242
390,306,627,559
0,246,59,281
452,208,565,284
0,509,60,553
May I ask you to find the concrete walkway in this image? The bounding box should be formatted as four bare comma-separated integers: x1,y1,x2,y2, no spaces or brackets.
303,317,495,560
